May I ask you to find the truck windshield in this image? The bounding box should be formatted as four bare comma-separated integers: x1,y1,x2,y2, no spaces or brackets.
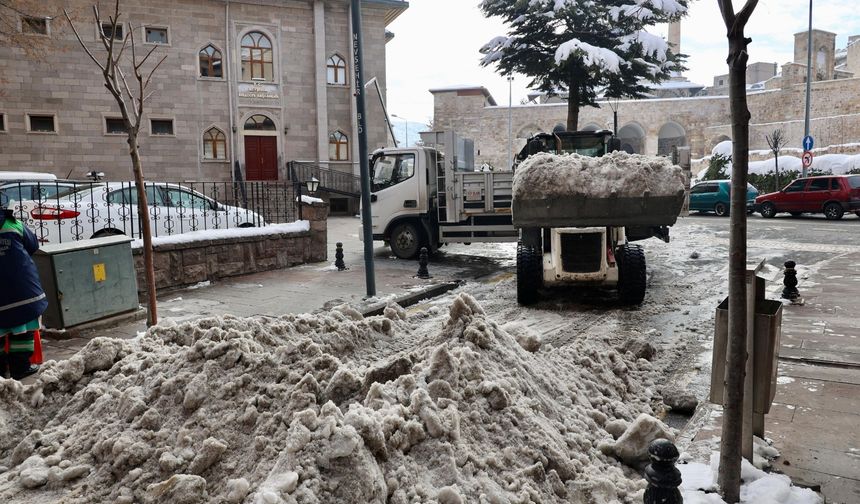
372,153,415,192
557,135,607,157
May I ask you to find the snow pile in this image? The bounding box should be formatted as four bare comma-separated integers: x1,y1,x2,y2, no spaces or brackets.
513,151,685,200
131,221,310,249
679,453,822,504
709,140,860,176
0,294,663,504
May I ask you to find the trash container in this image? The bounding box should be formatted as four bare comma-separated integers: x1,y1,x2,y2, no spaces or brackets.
34,235,139,329
709,297,783,414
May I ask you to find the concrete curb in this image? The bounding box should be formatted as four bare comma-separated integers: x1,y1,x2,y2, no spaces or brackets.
361,281,464,317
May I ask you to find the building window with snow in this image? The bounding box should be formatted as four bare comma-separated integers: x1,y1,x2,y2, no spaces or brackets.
329,130,349,161
203,127,227,160
241,31,273,82
199,44,223,78
327,54,347,85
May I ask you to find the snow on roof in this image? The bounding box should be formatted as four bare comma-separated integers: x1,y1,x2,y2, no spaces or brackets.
650,80,705,90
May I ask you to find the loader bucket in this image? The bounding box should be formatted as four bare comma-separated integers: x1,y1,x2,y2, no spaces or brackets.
512,190,685,229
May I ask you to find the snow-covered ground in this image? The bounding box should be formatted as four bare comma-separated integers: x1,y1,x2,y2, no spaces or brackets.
0,218,830,504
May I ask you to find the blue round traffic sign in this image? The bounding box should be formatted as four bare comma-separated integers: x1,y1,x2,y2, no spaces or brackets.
803,135,814,151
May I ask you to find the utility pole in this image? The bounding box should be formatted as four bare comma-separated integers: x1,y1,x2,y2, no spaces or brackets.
508,75,514,169
803,0,813,177
351,0,376,297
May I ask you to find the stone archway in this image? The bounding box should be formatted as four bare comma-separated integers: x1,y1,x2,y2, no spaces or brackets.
710,134,731,151
618,122,646,154
657,121,687,156
581,123,602,132
517,124,542,139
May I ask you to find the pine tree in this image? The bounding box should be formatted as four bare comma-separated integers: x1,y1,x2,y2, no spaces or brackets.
480,0,688,131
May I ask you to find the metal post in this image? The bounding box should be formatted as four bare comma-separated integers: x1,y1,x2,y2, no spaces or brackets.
416,247,431,279
351,0,376,297
507,75,514,169
803,0,813,177
296,181,303,221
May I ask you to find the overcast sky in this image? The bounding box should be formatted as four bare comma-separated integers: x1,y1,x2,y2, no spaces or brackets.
384,0,860,125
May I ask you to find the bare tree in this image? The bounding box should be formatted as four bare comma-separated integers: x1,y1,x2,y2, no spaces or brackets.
717,0,759,502
64,0,166,326
765,129,785,191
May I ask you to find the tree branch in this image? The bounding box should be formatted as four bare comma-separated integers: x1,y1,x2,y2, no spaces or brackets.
63,8,106,72
717,0,736,28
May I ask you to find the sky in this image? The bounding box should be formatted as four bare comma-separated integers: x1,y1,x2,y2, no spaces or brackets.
384,0,860,127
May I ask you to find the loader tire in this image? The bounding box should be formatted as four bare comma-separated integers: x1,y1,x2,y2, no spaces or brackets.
618,244,646,306
516,241,542,305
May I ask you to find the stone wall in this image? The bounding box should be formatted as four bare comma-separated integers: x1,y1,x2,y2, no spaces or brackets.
434,75,860,168
132,201,327,296
0,0,400,182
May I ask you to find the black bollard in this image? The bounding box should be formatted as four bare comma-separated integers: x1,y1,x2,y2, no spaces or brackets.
416,247,432,279
781,260,800,301
643,439,683,504
335,242,347,271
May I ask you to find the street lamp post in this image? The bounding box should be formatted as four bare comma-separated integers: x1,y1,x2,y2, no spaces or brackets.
608,96,620,136
507,76,514,169
392,114,408,147
803,0,813,177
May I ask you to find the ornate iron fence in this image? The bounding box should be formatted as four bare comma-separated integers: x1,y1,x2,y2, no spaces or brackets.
0,180,297,244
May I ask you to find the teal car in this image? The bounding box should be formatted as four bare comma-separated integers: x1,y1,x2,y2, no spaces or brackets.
689,180,759,216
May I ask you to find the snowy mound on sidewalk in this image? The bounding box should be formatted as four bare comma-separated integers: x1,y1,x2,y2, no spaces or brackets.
513,151,686,200
0,294,659,504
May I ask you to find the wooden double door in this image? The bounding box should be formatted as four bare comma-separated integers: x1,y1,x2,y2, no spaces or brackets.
244,136,278,181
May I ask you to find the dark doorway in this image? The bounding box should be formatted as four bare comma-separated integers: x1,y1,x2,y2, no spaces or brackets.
244,136,278,180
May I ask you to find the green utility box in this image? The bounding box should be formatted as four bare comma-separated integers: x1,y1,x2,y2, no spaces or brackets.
35,236,139,329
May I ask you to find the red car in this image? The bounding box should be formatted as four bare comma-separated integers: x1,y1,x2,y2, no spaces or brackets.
756,175,860,220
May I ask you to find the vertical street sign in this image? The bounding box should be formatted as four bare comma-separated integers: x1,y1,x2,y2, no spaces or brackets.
802,151,814,169
802,135,814,152
351,0,376,297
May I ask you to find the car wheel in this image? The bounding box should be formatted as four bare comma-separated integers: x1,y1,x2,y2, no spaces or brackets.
760,202,777,218
855,211,860,218
238,223,255,228
389,221,421,259
714,202,729,217
790,212,802,217
824,202,844,220
618,244,646,305
516,240,542,305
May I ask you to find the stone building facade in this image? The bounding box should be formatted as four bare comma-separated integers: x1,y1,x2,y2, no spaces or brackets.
0,0,406,187
434,28,860,169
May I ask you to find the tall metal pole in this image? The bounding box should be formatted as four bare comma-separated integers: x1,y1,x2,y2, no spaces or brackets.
803,0,813,177
351,0,376,297
507,76,513,169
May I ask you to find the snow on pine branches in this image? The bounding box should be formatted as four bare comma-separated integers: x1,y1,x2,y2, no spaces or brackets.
479,0,688,128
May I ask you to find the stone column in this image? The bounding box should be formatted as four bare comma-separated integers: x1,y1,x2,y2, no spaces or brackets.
313,0,330,167
302,201,329,263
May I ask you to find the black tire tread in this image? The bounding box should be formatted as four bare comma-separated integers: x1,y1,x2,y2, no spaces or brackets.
618,244,646,305
516,241,542,305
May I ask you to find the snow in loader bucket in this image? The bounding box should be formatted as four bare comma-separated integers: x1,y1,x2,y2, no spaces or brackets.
511,151,686,228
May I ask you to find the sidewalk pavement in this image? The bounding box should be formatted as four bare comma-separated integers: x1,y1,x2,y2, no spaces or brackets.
691,253,860,504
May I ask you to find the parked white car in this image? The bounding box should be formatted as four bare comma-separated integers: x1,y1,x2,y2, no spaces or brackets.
15,182,265,244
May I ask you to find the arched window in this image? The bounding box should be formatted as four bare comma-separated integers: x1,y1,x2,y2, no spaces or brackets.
199,44,223,78
327,54,347,85
244,115,276,131
241,31,273,81
203,127,227,160
329,130,349,161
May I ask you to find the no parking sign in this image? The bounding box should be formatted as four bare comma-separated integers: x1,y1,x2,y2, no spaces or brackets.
802,150,814,169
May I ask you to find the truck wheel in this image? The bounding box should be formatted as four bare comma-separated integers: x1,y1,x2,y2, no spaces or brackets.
389,222,421,259
759,202,777,218
516,241,542,305
618,244,646,305
824,202,844,220
714,202,729,217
